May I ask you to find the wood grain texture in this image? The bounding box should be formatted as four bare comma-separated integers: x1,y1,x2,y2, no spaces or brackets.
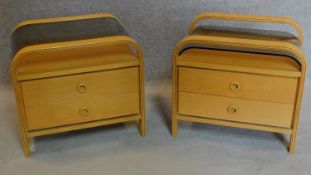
21,67,140,130
11,14,146,156
16,45,139,81
178,48,301,77
179,92,294,128
172,13,306,154
178,67,298,104
21,67,139,107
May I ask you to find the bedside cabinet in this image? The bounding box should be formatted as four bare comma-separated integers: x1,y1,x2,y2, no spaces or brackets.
172,12,306,153
11,14,146,156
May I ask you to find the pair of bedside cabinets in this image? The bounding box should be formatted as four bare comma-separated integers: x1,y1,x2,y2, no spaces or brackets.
11,13,306,156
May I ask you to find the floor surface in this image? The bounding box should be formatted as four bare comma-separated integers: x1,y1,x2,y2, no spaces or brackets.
0,79,310,175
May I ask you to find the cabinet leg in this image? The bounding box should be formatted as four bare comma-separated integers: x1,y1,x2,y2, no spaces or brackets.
139,115,146,137
22,134,31,157
19,121,31,156
172,117,178,137
289,132,297,154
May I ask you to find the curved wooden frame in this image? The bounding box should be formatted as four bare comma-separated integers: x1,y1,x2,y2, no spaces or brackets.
189,12,304,47
172,35,306,153
13,13,123,32
11,15,145,157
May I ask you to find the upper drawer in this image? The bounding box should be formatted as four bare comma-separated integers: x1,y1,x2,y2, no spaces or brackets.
178,67,298,104
21,67,139,106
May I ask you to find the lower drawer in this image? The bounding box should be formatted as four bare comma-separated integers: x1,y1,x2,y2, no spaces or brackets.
25,93,139,130
178,92,294,128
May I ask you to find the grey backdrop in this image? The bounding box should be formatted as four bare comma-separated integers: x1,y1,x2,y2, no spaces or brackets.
1,0,310,86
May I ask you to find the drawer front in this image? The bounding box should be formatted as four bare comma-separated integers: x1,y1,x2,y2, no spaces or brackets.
21,67,140,130
22,67,139,106
178,92,294,128
24,94,139,130
178,67,298,104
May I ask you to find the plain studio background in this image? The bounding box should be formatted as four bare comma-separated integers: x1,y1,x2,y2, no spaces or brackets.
0,1,311,175
0,0,311,84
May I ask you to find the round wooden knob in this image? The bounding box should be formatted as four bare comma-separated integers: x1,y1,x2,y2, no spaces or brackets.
77,83,87,93
79,107,89,116
229,81,240,91
227,105,239,114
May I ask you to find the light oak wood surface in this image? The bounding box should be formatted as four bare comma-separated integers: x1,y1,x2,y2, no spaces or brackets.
178,48,301,77
21,67,140,130
21,67,139,106
179,92,294,128
177,115,292,134
11,14,146,156
27,115,141,138
16,45,139,81
14,13,123,32
178,67,298,104
172,12,306,154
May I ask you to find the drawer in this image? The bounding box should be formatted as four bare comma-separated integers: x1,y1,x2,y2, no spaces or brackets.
25,94,139,130
178,67,298,104
21,67,139,106
21,67,140,130
178,92,294,128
